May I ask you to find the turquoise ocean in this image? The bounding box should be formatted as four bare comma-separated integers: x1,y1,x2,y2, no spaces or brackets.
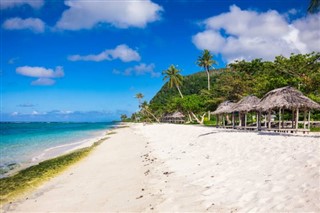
0,122,116,177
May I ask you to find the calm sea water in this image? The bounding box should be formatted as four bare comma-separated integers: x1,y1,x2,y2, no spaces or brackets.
0,122,116,177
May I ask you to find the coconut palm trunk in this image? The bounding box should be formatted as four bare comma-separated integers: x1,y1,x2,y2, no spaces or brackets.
176,85,184,98
197,50,217,122
144,109,160,123
206,67,211,91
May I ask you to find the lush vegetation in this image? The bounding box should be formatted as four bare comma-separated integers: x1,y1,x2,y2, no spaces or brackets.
148,52,320,120
0,138,107,204
122,52,320,125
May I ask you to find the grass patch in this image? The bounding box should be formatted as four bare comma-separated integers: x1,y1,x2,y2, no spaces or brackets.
0,138,106,205
106,131,116,135
310,127,320,132
116,125,129,129
203,120,216,126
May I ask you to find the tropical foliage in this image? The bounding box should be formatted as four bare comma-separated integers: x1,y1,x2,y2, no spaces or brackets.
162,65,184,98
308,0,320,13
149,52,320,120
125,52,320,123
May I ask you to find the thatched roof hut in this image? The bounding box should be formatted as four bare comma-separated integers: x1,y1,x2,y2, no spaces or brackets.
170,112,185,118
255,86,320,111
232,95,261,112
212,101,236,115
161,111,185,123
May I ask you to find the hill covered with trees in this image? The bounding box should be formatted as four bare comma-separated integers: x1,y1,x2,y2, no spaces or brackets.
148,52,320,119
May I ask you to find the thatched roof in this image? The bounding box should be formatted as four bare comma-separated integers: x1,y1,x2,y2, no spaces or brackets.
171,112,185,118
212,101,236,114
163,111,185,118
255,86,320,111
232,95,261,112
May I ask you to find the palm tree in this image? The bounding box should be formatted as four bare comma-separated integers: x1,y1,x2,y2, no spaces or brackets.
135,93,144,107
141,101,160,123
162,65,184,98
120,114,128,122
308,0,320,13
197,49,217,120
162,65,203,124
197,49,217,91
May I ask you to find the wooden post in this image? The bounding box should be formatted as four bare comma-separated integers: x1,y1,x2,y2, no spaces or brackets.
295,108,299,130
208,110,211,121
308,111,311,129
256,112,259,128
268,110,271,129
232,112,235,129
216,115,219,127
279,108,281,130
258,111,262,131
222,114,225,127
264,114,267,127
303,110,307,129
292,109,295,129
239,112,242,127
282,108,285,128
244,113,247,129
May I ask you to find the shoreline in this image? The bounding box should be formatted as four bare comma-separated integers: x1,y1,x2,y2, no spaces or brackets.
1,123,119,179
2,123,319,212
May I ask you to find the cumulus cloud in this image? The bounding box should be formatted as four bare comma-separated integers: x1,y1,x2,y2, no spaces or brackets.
192,5,320,62
68,44,141,62
55,0,163,30
113,63,160,77
16,66,64,86
0,0,44,9
16,66,64,78
2,17,45,33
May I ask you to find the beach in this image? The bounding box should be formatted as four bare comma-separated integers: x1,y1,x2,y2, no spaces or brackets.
0,122,115,178
2,123,320,212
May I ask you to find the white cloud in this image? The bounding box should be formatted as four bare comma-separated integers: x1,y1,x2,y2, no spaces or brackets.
56,110,74,115
31,110,47,115
0,0,44,9
292,14,320,53
68,44,141,62
2,17,45,33
11,112,19,116
16,66,64,86
114,63,160,77
31,78,55,86
56,0,163,30
192,5,320,63
16,66,64,78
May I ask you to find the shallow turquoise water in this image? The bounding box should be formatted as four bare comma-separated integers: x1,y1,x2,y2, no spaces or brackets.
0,122,116,177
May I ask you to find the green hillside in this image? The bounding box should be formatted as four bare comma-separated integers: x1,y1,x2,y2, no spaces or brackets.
150,69,223,113
149,52,320,117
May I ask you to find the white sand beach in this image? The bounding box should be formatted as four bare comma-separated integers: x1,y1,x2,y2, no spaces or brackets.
2,123,320,212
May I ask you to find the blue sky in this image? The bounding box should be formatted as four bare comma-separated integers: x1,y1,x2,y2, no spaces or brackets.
1,0,319,122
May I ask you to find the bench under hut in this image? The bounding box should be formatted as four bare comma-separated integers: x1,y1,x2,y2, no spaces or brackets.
232,95,261,129
211,101,236,128
255,86,320,133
